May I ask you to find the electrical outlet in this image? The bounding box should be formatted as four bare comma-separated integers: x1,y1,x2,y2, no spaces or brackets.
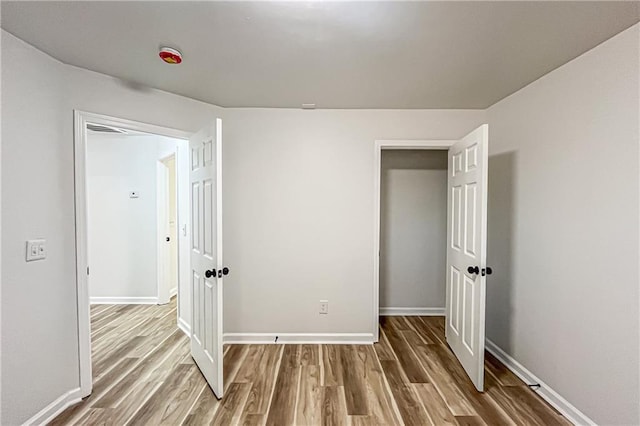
26,239,46,261
319,300,329,315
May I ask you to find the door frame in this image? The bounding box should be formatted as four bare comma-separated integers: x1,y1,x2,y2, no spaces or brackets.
373,139,455,342
157,152,178,305
73,110,192,397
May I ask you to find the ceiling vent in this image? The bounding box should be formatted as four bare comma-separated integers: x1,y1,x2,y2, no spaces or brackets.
86,123,127,134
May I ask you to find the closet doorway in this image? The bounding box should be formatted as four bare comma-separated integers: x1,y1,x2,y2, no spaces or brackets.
373,126,489,390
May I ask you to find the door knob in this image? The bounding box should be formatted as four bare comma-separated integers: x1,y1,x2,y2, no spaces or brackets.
217,267,230,278
482,267,493,276
467,266,479,275
205,269,215,278
166,237,170,242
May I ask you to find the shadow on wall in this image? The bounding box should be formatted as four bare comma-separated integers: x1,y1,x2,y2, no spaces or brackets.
486,150,517,352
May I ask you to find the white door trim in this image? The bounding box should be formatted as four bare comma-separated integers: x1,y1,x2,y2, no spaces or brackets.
373,139,455,341
73,110,191,397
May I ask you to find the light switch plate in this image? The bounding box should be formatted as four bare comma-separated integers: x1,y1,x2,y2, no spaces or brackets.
26,239,46,261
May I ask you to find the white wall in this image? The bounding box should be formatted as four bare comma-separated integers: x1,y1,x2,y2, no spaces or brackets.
0,29,222,425
1,29,78,426
86,132,184,302
486,24,639,425
222,109,485,335
380,150,448,310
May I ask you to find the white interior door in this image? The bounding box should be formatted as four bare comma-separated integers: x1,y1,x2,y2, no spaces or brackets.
157,160,171,305
166,155,179,296
445,124,489,391
190,118,224,398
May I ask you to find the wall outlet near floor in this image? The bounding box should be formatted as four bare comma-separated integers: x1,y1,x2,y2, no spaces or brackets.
319,300,329,315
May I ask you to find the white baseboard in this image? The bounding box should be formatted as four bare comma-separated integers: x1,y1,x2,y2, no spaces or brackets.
169,287,178,298
223,333,375,345
380,307,445,316
485,339,595,426
178,317,191,336
23,387,82,426
90,296,159,305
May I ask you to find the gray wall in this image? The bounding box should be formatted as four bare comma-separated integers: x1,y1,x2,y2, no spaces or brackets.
486,24,639,425
222,109,484,335
380,150,448,309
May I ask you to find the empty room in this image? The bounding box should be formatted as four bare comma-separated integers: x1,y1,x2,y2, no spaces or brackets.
1,1,638,426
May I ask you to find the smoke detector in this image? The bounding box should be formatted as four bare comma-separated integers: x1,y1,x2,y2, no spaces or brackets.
159,47,182,64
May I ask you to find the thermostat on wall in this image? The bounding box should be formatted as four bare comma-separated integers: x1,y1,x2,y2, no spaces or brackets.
129,191,139,198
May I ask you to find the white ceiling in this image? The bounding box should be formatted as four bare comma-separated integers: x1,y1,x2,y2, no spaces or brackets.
2,1,638,109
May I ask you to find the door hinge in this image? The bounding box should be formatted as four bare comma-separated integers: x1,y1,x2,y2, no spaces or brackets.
87,266,90,275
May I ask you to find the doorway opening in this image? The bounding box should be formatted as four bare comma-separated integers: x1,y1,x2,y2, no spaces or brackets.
373,126,489,391
379,149,448,317
74,111,192,397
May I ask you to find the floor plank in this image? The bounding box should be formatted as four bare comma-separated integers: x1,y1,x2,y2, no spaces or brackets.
296,365,323,425
321,386,348,426
380,360,433,426
211,383,252,426
340,345,369,415
264,364,300,426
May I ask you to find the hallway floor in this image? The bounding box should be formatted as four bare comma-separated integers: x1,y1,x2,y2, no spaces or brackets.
50,301,569,425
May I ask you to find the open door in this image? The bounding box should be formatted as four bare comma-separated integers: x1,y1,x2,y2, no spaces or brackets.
190,118,225,398
445,124,489,391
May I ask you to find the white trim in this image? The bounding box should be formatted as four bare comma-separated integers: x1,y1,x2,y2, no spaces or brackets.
376,139,456,150
89,297,159,305
74,110,192,399
380,307,445,316
223,333,375,345
73,111,93,398
178,317,191,336
485,339,595,426
373,139,455,343
22,387,82,426
170,287,178,298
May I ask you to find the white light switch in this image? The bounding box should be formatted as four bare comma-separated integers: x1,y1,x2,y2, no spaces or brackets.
26,239,46,261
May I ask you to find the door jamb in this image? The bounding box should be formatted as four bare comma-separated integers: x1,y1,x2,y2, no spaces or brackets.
74,110,191,397
373,139,455,342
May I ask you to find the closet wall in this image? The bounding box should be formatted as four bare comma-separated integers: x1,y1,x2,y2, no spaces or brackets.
380,149,448,311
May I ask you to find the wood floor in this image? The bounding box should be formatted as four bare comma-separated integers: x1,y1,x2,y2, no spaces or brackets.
51,300,569,425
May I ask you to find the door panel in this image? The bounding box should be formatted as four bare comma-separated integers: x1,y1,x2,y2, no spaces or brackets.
446,124,488,391
190,119,224,398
